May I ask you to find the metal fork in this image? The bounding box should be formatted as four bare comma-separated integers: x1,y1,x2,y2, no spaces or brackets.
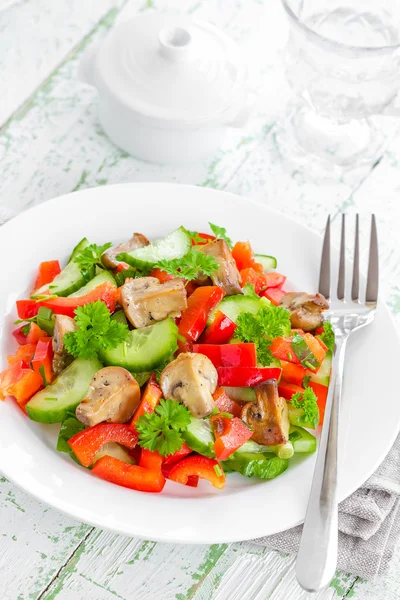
296,214,379,592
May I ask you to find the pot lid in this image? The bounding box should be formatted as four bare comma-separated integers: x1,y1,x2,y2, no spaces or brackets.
94,13,247,125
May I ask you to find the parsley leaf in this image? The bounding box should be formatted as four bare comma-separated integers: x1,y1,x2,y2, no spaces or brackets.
136,398,191,456
209,222,233,248
155,249,218,282
242,283,259,300
186,230,204,244
235,305,291,366
64,300,129,359
115,267,144,287
291,387,319,427
73,242,112,282
318,321,335,353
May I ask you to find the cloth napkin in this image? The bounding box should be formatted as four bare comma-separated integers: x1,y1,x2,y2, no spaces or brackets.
253,433,400,579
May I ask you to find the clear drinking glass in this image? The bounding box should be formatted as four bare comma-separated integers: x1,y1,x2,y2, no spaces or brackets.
280,0,400,169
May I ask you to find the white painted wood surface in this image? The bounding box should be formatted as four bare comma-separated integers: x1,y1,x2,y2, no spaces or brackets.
0,1,399,599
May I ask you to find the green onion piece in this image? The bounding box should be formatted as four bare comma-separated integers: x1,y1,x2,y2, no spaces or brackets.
220,412,233,419
37,306,55,336
21,324,31,336
304,360,316,371
209,407,219,417
214,464,223,477
287,351,293,361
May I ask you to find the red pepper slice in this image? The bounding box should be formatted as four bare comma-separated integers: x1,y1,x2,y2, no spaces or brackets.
280,360,308,387
270,337,301,364
200,310,236,344
32,338,54,385
148,268,175,284
32,260,61,292
302,333,327,366
309,381,328,424
26,323,48,345
212,387,242,418
278,381,304,400
217,367,281,387
139,449,163,470
68,423,138,467
17,281,118,319
262,287,286,306
163,443,192,465
92,455,165,493
167,455,225,489
131,374,162,426
7,343,37,368
191,233,216,246
315,326,324,335
232,241,257,271
211,415,252,461
191,343,257,368
116,262,130,272
12,325,29,346
178,286,225,342
0,360,43,405
240,267,265,294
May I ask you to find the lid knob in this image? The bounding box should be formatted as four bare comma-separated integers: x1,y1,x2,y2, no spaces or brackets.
158,26,193,63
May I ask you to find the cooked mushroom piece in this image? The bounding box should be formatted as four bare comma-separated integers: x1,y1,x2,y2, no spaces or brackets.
120,276,187,329
102,233,150,269
160,352,218,418
52,315,77,375
241,380,290,446
76,366,141,427
280,292,329,332
198,239,242,295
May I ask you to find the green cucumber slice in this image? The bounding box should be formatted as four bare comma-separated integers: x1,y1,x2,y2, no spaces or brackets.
26,357,102,424
223,386,256,403
182,417,215,458
236,439,294,459
116,226,191,269
254,254,277,271
207,295,262,327
226,452,289,480
287,403,319,430
111,310,128,326
32,260,87,298
68,237,90,263
289,425,317,453
291,332,320,370
68,270,116,297
99,318,178,372
310,351,332,386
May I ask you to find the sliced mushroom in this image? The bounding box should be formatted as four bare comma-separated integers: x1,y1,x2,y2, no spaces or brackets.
241,380,289,446
102,233,150,269
160,352,218,418
280,292,329,332
76,366,141,427
52,315,77,375
120,276,187,328
197,239,242,295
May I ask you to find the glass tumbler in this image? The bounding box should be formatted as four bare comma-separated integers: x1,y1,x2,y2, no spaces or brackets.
280,0,400,169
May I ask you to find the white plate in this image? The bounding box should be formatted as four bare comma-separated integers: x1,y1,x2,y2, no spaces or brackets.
0,183,399,544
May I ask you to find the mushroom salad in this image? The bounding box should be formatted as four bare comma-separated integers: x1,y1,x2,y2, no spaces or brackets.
1,224,334,493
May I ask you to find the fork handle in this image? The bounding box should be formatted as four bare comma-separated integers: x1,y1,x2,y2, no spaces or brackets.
295,334,348,592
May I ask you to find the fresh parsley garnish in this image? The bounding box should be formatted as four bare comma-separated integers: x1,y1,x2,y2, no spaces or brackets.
242,283,259,300
64,300,129,360
318,321,335,353
187,230,204,244
73,242,112,282
291,387,319,427
155,249,218,282
115,267,142,287
209,222,233,248
235,305,291,366
136,398,191,456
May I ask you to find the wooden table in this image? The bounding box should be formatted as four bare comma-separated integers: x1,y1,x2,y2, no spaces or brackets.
1,1,399,598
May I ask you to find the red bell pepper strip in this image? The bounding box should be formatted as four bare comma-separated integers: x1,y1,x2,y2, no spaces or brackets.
116,262,130,272
315,326,324,335
240,268,265,294
217,367,281,387
167,455,226,489
315,335,329,353
17,281,118,319
163,443,192,465
26,323,49,345
12,325,29,345
191,232,216,246
162,459,199,487
32,260,61,292
0,360,43,405
262,272,286,289
139,449,163,470
149,268,175,284
191,343,257,369
212,387,242,418
309,381,328,424
131,374,162,425
32,338,54,385
278,381,304,400
7,343,37,368
262,288,286,306
92,455,166,493
270,337,301,364
184,281,198,298
301,333,326,366
200,310,236,344
211,415,252,461
280,360,308,387
232,241,257,271
68,423,138,467
178,286,225,342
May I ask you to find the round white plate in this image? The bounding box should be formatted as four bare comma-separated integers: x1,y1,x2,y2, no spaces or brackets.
0,183,399,544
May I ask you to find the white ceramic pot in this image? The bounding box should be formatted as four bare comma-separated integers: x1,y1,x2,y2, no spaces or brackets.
79,14,255,164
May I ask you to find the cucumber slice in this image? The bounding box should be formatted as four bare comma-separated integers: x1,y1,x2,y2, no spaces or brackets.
254,254,277,271
291,332,320,370
289,425,317,453
310,351,332,387
207,295,262,326
68,237,90,263
68,270,116,297
236,439,294,459
99,318,178,372
226,452,289,480
26,357,102,424
111,310,128,326
32,260,87,298
116,226,191,269
287,403,319,430
223,386,256,403
182,417,215,458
